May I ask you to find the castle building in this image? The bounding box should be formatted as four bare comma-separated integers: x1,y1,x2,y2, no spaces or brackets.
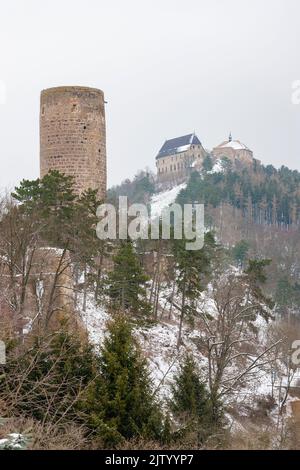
40,86,107,199
212,133,253,164
155,133,207,185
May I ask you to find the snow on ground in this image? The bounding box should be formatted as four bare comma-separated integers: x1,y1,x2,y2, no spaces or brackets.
81,290,205,402
0,433,28,450
137,319,206,403
197,290,219,318
81,296,110,348
150,183,186,220
82,286,272,403
81,281,296,427
208,159,224,174
137,321,180,401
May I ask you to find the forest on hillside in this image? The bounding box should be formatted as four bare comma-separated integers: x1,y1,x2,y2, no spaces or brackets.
108,162,300,314
0,170,300,449
177,159,300,227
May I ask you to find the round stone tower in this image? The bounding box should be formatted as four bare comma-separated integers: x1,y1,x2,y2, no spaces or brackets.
40,86,107,199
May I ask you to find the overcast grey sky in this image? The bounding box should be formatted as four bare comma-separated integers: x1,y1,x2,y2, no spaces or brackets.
0,0,300,190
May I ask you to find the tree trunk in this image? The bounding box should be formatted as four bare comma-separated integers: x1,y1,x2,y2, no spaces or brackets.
177,278,186,349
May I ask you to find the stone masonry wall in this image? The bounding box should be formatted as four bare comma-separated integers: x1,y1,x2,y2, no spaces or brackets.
40,86,107,200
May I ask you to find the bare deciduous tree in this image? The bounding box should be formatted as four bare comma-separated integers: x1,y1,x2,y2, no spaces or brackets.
196,272,279,416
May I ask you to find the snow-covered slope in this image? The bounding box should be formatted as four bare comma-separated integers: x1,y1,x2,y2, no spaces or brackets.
81,291,204,402
81,284,273,409
150,183,186,219
80,269,299,438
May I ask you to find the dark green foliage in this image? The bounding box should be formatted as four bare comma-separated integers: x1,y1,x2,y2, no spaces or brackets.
202,155,213,172
12,170,76,221
172,231,216,323
1,322,164,448
245,258,272,285
85,315,163,446
275,276,300,308
0,331,96,423
220,156,232,171
172,228,218,346
72,189,104,263
171,355,210,418
232,239,250,268
12,171,103,254
134,174,155,197
161,413,172,445
171,355,221,443
176,164,300,227
106,240,150,316
12,172,107,292
12,170,77,247
108,171,155,205
245,258,274,317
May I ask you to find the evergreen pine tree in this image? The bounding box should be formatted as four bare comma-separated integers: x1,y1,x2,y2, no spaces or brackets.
171,354,218,444
171,355,210,420
12,172,108,304
244,258,274,320
1,330,96,423
202,155,213,172
12,170,76,220
232,239,250,268
106,240,150,316
172,231,216,347
12,170,77,247
86,315,162,446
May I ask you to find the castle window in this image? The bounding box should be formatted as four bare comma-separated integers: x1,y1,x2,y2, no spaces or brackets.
72,104,78,112
41,106,45,116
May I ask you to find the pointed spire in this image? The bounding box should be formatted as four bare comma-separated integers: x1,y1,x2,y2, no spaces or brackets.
229,131,232,142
